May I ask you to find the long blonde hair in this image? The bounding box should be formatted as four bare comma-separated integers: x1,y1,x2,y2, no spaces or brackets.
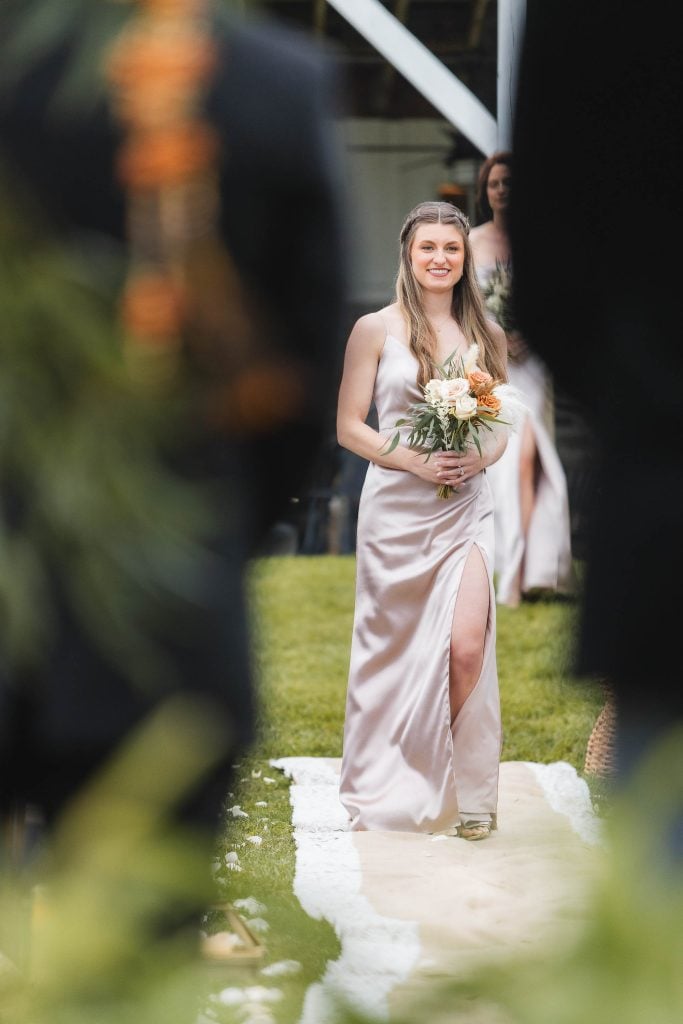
395,201,507,387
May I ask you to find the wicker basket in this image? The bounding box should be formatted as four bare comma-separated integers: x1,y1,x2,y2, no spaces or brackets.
584,687,618,778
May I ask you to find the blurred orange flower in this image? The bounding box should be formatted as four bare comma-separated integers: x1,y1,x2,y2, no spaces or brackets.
142,0,209,14
106,31,216,99
477,393,502,415
116,124,218,188
468,370,494,395
208,364,307,433
121,271,186,341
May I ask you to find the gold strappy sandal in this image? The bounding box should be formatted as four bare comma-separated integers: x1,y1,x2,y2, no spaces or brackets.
458,819,493,841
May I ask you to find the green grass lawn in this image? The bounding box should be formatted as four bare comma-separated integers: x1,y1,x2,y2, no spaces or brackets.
247,554,602,766
211,554,606,1024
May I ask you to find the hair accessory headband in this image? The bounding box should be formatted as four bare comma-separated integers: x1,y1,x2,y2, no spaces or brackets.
400,202,470,243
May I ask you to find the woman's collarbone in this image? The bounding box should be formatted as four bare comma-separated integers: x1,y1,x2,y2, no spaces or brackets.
435,330,468,365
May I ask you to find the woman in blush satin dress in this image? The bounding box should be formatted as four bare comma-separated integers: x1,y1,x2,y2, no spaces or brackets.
336,202,509,841
470,152,573,607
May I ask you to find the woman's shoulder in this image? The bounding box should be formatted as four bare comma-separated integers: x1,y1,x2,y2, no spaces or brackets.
345,308,389,358
350,304,403,341
376,302,407,340
469,221,493,244
352,309,384,332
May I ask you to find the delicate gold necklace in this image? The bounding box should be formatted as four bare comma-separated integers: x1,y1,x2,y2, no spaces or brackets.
430,313,452,333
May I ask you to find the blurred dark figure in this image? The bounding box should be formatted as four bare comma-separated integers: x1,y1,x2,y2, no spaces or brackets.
511,1,682,818
0,0,347,882
333,446,368,554
297,427,341,554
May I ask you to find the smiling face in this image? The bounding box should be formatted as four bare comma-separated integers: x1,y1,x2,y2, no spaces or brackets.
409,222,466,293
486,161,512,215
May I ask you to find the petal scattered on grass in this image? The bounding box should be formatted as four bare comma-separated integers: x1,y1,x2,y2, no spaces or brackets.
224,851,242,871
245,986,282,1002
244,1011,276,1024
245,917,269,934
215,986,282,1006
233,896,267,916
228,805,249,818
261,959,302,977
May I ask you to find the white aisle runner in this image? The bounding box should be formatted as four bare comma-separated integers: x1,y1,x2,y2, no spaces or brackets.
271,757,604,1024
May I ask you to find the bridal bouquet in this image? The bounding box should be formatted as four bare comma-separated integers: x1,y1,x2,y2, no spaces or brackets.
382,344,522,499
481,259,515,333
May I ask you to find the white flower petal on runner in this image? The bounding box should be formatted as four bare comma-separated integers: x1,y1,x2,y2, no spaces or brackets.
526,761,604,846
271,757,421,1023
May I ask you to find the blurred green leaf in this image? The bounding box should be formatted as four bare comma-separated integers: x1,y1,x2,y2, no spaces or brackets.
0,167,217,691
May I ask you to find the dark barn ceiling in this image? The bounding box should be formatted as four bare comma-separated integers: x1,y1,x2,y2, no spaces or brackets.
259,1,498,153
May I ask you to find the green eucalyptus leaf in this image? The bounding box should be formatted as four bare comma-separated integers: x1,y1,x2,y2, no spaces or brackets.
380,431,401,455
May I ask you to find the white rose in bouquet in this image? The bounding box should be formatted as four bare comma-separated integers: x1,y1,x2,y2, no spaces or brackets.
424,378,446,404
442,377,469,405
453,394,478,420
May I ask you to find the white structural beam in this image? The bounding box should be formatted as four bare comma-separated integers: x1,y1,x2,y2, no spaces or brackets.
497,0,526,150
326,0,498,156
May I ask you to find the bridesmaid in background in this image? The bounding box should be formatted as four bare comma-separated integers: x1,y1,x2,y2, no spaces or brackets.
469,152,574,607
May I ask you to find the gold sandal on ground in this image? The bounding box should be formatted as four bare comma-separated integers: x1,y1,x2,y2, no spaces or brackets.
457,820,492,841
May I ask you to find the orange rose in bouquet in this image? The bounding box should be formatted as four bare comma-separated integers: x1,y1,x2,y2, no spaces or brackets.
477,392,502,415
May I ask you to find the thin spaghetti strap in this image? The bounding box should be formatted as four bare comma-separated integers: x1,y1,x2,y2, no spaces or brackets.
376,310,390,341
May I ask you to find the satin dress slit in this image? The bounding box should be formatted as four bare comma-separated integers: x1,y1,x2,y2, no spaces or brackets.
339,334,502,833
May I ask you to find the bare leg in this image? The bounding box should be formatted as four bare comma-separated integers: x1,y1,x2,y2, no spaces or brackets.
449,545,490,723
449,545,493,837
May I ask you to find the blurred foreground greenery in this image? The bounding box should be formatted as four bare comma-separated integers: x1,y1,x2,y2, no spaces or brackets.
0,168,215,691
0,697,234,1024
2,558,680,1024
